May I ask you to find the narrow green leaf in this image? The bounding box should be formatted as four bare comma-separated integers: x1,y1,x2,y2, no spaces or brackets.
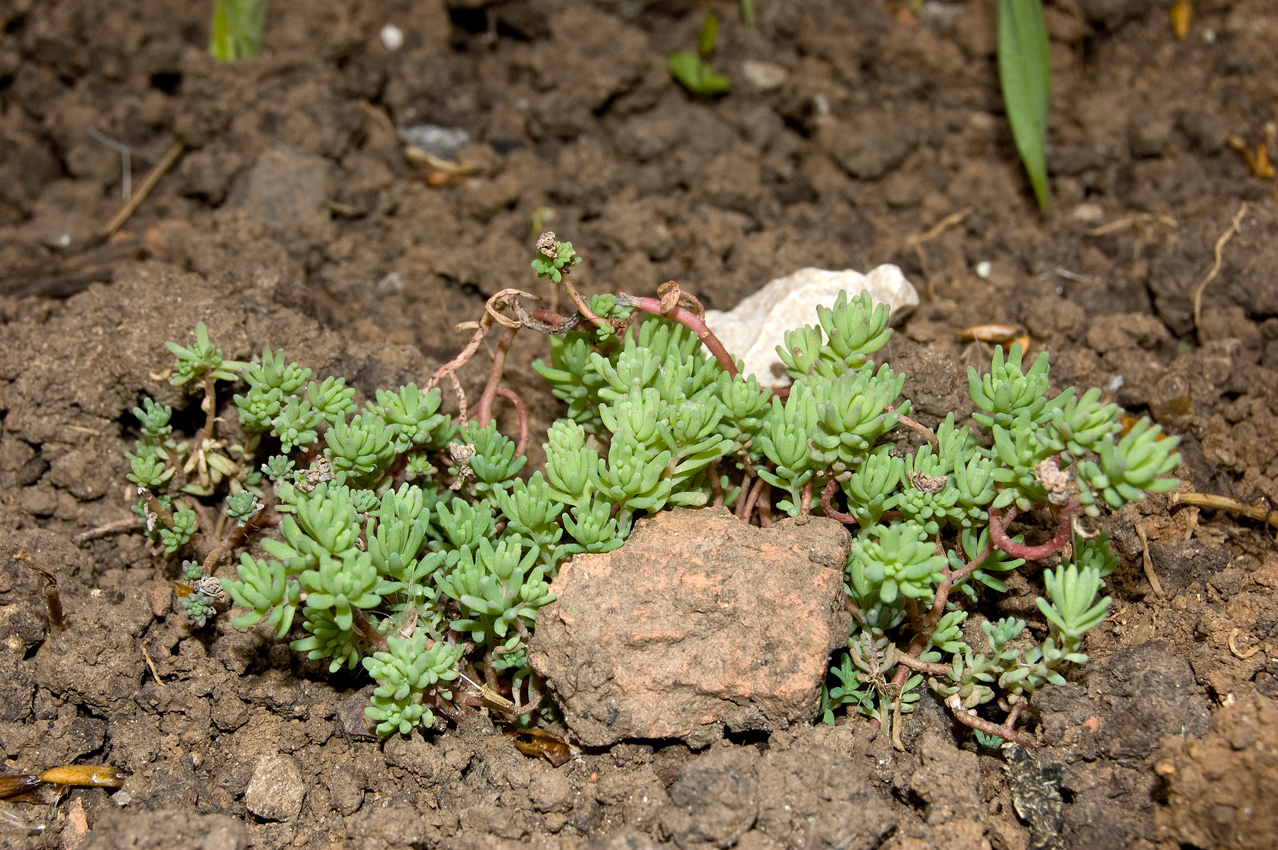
998,0,1052,209
697,14,719,59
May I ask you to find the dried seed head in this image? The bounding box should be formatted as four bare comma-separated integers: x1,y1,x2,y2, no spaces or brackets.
297,457,335,492
449,442,477,491
908,471,948,494
191,575,225,601
535,231,559,258
1035,458,1073,505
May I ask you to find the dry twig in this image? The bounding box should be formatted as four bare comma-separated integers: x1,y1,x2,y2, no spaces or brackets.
101,141,184,239
1193,202,1248,344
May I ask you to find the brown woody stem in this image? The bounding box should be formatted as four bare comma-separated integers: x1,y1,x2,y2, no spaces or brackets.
820,476,860,526
888,406,938,450
352,609,390,654
141,490,177,531
944,695,1036,748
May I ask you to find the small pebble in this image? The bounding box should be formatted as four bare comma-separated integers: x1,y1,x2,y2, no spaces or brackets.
740,60,788,92
380,24,404,51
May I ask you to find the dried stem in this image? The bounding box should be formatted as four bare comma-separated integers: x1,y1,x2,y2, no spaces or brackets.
894,653,950,676
1171,490,1278,530
15,550,66,632
73,516,138,546
428,319,490,393
102,140,184,238
141,490,177,531
198,373,218,450
889,407,938,450
201,509,277,574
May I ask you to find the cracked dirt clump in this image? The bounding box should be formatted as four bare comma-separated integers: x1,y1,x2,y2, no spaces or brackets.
528,507,852,748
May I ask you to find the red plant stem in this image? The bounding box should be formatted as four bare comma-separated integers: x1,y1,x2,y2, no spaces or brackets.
617,295,738,378
1005,699,1026,730
989,501,1077,560
799,479,813,515
905,596,923,632
708,461,724,507
944,695,1036,748
476,325,518,429
820,476,860,526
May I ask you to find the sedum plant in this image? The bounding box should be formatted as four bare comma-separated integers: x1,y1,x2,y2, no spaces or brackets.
122,233,1178,747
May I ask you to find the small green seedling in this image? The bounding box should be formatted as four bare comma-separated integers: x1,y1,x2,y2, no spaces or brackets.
669,13,731,97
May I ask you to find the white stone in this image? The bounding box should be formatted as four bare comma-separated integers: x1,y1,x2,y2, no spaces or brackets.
380,24,404,51
704,266,919,388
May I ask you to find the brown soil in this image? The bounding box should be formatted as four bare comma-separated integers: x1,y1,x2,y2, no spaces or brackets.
2,1,1277,848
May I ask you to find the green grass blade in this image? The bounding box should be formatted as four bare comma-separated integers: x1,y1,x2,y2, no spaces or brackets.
997,0,1051,209
209,0,269,62
210,0,233,61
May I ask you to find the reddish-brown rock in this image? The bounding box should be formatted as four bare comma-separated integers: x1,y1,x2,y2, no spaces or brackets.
528,507,853,748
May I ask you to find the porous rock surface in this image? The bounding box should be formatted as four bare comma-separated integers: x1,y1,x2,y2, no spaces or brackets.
528,507,853,748
703,265,919,388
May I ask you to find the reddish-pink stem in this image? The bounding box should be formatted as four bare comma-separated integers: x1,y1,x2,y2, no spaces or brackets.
476,325,518,429
735,472,754,519
989,502,1076,560
618,295,738,378
560,270,610,331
